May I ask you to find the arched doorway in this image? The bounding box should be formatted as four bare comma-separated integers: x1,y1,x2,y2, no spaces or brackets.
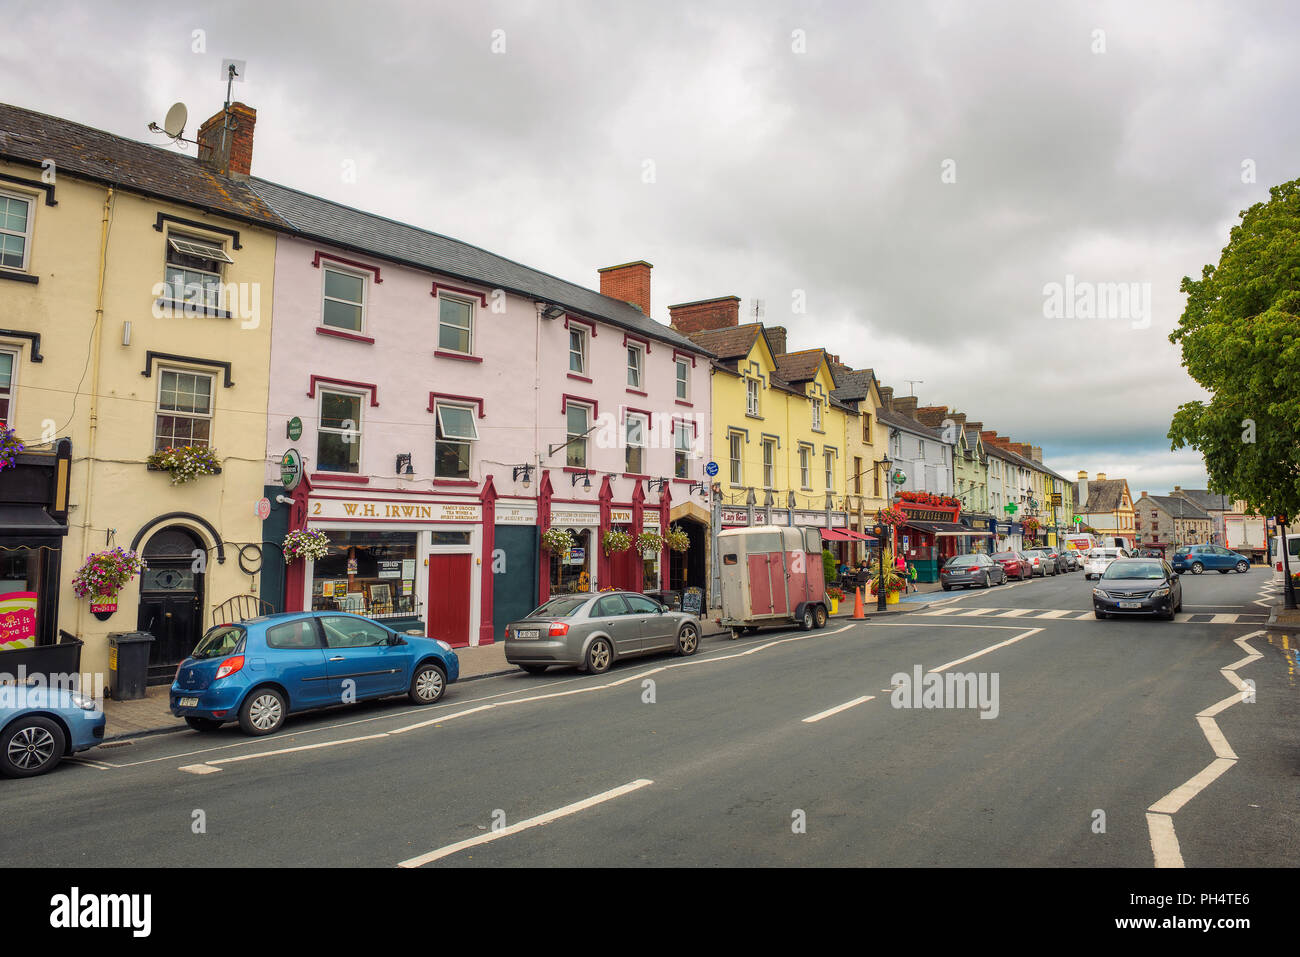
136,525,205,684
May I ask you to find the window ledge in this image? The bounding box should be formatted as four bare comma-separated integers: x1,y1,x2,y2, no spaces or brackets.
674,399,693,407
0,271,37,285
146,463,222,475
435,350,483,363
154,299,232,319
625,388,647,397
432,479,477,487
745,413,764,420
567,372,592,383
316,326,375,344
309,472,369,484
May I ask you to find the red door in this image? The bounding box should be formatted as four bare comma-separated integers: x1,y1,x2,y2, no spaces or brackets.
748,554,773,616
768,552,788,614
427,554,472,647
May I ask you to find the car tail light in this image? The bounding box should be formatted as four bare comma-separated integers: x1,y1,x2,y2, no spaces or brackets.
214,655,245,680
548,622,570,637
1277,562,1284,572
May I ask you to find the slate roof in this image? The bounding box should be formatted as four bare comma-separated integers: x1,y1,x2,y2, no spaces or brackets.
829,365,875,402
1169,489,1231,512
1075,478,1130,514
1144,495,1212,520
0,102,285,227
247,178,709,356
877,406,948,441
773,349,826,384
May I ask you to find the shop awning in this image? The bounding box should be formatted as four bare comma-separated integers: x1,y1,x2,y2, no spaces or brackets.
0,505,67,537
906,520,988,537
820,528,852,541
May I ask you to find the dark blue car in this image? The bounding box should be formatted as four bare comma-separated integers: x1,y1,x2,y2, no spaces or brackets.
1,681,106,778
170,612,460,735
1171,544,1252,575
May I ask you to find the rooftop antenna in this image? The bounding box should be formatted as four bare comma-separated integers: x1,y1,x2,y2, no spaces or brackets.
905,379,924,396
751,298,765,323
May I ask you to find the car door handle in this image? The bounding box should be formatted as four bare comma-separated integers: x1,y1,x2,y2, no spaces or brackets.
329,656,345,661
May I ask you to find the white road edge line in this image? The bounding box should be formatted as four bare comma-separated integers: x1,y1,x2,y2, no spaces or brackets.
802,695,875,724
1144,630,1263,866
397,778,654,867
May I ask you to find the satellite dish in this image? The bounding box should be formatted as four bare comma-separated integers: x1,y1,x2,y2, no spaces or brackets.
163,102,188,138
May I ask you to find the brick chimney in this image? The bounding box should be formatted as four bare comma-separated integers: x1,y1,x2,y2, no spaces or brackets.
894,395,919,418
1141,491,1148,497
598,261,653,315
914,405,948,428
878,385,894,412
197,102,257,179
667,296,739,334
765,325,788,357
966,421,983,435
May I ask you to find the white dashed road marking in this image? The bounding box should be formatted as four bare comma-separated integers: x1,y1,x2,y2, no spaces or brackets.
802,695,875,724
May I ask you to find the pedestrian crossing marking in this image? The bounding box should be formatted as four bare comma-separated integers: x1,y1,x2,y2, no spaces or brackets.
907,607,1267,624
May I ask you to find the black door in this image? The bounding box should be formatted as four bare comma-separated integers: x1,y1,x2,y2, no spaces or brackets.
137,527,205,684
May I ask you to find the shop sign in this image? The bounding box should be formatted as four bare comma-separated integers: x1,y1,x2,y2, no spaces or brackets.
310,498,483,523
610,509,633,524
0,592,37,649
496,504,538,526
793,511,828,527
643,515,660,529
901,507,951,522
280,448,303,491
551,508,599,527
720,507,750,526
287,417,303,441
568,547,585,565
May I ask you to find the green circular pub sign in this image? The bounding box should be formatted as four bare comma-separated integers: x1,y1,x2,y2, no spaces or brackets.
287,416,303,441
281,448,303,491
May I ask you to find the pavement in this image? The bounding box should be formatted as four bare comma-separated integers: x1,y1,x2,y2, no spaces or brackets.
101,585,950,742
10,566,1295,868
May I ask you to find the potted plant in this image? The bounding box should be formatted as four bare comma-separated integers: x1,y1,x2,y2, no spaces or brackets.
146,445,222,485
825,585,845,614
602,528,632,555
665,526,691,553
283,528,330,563
540,526,575,554
71,548,145,617
636,531,664,555
869,548,906,605
0,426,24,473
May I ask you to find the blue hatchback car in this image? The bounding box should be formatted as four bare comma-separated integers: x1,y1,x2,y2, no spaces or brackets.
1,681,106,777
1171,544,1252,575
170,612,460,735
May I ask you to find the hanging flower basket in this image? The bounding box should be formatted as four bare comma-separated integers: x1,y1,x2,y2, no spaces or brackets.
0,426,24,473
602,529,632,555
636,531,664,555
665,525,691,553
146,445,222,485
878,504,908,527
540,527,575,554
71,548,144,602
1022,518,1041,537
283,528,330,563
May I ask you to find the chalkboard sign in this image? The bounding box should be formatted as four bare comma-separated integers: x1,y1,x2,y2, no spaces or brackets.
681,586,704,617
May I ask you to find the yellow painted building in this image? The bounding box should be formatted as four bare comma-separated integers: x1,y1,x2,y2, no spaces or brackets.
828,362,890,551
0,102,281,680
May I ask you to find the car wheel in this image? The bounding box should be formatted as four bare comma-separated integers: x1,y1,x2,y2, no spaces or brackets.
676,623,700,656
0,716,65,778
185,717,223,733
585,637,613,674
813,604,828,628
982,573,991,588
942,584,951,591
409,662,447,704
800,606,815,630
1236,561,1249,573
1191,562,1204,575
519,664,549,675
238,687,287,736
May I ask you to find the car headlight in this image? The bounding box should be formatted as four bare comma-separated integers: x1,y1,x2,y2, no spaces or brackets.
1092,588,1105,598
69,692,99,711
1151,586,1170,598
435,640,453,652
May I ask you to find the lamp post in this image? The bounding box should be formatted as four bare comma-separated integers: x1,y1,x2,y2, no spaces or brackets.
876,453,893,612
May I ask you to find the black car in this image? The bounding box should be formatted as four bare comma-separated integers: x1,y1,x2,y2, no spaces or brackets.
940,553,1006,590
1092,558,1183,620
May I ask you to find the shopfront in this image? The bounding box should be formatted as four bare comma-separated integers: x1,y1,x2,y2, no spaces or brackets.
896,501,964,583
547,504,601,596
0,440,70,653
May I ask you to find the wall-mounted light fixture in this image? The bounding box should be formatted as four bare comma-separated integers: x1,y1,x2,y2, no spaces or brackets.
570,470,593,490
646,477,667,494
512,464,534,488
395,453,413,475
688,481,707,497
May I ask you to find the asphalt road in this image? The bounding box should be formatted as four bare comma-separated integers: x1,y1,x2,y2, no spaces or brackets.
2,566,1295,867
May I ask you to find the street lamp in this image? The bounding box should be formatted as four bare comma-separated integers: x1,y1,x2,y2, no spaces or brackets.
876,453,893,612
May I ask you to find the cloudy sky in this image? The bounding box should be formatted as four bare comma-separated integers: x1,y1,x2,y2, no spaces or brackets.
7,0,1296,494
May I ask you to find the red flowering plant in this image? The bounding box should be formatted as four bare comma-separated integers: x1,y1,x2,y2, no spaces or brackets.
896,490,959,509
878,504,909,527
72,548,145,602
1022,517,1041,538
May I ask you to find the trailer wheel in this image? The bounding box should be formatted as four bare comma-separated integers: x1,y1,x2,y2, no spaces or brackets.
800,606,815,631
730,628,743,641
813,604,828,629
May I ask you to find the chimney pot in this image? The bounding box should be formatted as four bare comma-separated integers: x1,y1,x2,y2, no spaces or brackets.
1097,472,1107,481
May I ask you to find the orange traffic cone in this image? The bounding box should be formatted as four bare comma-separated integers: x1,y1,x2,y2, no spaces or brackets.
853,586,866,619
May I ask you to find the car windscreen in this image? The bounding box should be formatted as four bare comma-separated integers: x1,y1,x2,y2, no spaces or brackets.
946,556,980,566
526,597,590,618
991,552,1017,560
1102,561,1166,580
192,625,245,659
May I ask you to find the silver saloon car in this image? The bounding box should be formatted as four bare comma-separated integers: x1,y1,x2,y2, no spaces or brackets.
504,591,702,675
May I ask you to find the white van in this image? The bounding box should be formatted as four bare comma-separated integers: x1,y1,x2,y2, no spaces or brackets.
1272,532,1300,583
1084,547,1130,580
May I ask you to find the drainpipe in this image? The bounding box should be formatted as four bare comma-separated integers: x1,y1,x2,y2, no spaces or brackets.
73,186,114,640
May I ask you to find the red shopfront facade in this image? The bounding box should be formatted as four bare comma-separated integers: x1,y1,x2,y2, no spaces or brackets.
893,497,964,583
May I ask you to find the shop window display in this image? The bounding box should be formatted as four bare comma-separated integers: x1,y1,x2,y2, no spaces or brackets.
311,530,419,619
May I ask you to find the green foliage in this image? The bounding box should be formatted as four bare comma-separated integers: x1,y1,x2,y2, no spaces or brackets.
822,548,838,583
1168,178,1300,518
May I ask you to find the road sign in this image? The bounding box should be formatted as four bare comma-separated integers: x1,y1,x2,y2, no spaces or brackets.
705,461,719,477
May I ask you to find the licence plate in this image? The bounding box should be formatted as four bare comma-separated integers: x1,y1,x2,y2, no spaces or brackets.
1117,601,1142,609
515,629,540,640
179,697,200,707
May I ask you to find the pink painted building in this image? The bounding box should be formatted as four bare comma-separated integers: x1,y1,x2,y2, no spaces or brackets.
255,178,713,646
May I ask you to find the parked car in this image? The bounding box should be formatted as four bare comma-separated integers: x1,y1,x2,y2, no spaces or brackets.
1024,549,1058,576
1059,549,1081,571
1139,547,1166,559
1042,547,1069,573
940,553,1006,590
991,550,1032,581
1,681,105,778
1020,550,1047,577
1083,547,1128,580
1171,544,1252,575
504,591,701,674
1092,558,1183,620
170,612,460,736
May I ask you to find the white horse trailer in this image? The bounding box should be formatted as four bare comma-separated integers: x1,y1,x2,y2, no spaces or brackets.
718,525,829,638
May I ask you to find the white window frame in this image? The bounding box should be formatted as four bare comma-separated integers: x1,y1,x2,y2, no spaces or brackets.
0,189,36,273
0,347,20,425
729,431,744,487
824,449,835,491
746,377,760,416
627,343,645,390
675,357,689,401
625,412,648,473
569,327,588,375
566,401,591,468
317,388,365,474
164,232,230,309
154,367,215,451
763,439,775,490
673,420,692,478
434,401,480,479
321,264,368,334
799,444,812,490
812,397,823,431
437,293,475,355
